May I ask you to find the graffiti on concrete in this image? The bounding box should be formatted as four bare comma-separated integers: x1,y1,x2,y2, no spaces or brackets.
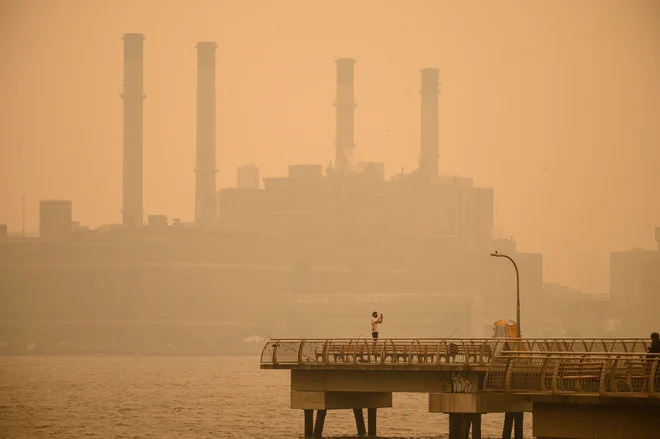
451,372,474,393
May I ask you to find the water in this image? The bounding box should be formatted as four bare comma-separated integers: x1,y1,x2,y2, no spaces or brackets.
0,355,533,438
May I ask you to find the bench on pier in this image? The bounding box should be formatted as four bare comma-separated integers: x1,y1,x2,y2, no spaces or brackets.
555,358,652,393
556,361,605,392
381,342,492,365
381,342,447,364
454,343,493,364
314,342,379,363
312,340,494,365
613,360,651,393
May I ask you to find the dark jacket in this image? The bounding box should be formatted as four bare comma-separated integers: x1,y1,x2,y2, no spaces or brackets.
650,339,660,354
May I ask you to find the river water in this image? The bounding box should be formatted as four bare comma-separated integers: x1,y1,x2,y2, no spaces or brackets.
0,355,534,438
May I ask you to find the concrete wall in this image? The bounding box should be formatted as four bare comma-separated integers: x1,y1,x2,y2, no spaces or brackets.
533,402,657,439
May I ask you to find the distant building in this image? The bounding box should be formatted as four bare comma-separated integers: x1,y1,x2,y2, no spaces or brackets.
237,164,260,190
218,168,494,239
563,251,608,295
147,215,168,228
610,228,660,336
39,200,72,240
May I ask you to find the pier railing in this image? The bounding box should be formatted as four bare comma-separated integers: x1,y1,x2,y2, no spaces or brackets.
484,352,660,397
260,338,650,367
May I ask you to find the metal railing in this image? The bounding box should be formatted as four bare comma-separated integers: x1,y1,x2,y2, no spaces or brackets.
260,338,650,367
484,352,660,397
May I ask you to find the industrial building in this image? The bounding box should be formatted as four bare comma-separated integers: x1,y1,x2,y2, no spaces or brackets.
0,35,550,354
39,199,73,240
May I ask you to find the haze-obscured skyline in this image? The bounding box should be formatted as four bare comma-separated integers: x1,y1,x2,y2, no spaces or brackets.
1,0,659,288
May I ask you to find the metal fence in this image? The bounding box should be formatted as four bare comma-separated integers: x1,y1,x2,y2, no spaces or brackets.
484,352,660,397
260,338,650,367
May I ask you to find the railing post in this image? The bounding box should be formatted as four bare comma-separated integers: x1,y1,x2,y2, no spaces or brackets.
608,356,621,394
601,357,616,395
463,341,469,366
298,340,305,364
649,357,658,396
539,357,551,392
322,340,328,364
550,359,560,393
596,357,607,395
272,342,279,366
503,357,513,391
486,339,495,363
479,340,486,365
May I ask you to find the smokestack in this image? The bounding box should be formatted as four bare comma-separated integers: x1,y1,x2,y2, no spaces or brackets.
195,42,218,227
334,58,356,171
121,33,145,227
420,68,439,176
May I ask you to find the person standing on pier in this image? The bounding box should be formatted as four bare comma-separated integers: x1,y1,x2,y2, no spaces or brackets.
371,312,383,341
645,332,660,387
648,332,660,355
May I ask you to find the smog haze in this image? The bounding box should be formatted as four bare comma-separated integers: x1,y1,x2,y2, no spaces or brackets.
1,0,659,288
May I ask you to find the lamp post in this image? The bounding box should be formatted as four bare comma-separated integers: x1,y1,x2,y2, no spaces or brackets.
490,251,521,339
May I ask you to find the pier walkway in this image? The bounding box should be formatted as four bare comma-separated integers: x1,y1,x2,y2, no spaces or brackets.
260,338,658,439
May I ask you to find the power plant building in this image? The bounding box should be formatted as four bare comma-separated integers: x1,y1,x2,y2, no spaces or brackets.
39,200,72,240
237,164,260,190
0,41,551,354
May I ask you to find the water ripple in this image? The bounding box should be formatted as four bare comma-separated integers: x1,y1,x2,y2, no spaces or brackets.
0,355,533,438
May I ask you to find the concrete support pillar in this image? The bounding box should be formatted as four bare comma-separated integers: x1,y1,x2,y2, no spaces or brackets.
448,413,461,439
367,407,377,437
514,412,523,439
313,409,326,438
502,413,513,439
448,413,481,439
353,408,366,436
472,413,482,439
304,409,313,437
460,414,471,439
293,391,390,438
502,412,523,439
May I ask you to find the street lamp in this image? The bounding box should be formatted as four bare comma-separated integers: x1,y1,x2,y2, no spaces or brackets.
490,251,521,339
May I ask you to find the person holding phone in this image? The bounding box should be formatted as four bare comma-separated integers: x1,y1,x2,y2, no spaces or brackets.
371,311,384,340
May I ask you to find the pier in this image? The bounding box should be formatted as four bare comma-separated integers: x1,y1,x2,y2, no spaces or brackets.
260,338,658,438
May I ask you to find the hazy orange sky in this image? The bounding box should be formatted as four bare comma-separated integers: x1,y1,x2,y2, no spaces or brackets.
1,0,659,289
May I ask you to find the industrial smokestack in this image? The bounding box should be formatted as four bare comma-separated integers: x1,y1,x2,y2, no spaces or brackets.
121,33,145,227
194,42,218,227
420,68,439,176
334,58,356,171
